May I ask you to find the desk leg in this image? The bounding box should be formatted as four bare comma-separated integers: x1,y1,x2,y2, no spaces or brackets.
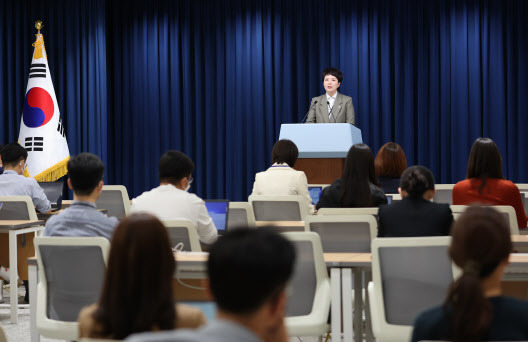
29,264,39,342
363,270,373,342
342,268,354,342
331,268,341,341
9,231,18,323
352,268,362,342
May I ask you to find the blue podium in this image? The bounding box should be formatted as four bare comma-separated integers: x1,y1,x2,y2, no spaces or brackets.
278,123,363,183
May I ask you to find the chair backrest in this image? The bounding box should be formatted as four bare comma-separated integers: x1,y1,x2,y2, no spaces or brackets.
304,215,377,253
450,205,519,235
163,220,202,252
96,185,130,219
317,207,379,216
0,195,38,220
34,237,110,340
0,323,6,342
249,195,308,221
432,184,455,204
370,236,459,341
282,232,330,323
227,202,256,229
38,181,64,204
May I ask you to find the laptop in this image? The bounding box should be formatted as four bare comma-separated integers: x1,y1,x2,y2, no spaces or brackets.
204,200,229,235
308,186,323,205
38,181,64,211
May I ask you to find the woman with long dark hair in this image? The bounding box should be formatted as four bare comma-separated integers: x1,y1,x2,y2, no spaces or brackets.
316,144,387,209
374,142,408,194
452,137,527,228
78,213,206,339
412,206,528,341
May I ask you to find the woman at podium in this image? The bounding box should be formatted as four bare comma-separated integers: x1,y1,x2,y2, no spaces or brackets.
305,68,355,124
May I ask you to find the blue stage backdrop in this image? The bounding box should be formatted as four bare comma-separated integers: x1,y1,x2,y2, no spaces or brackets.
1,0,527,201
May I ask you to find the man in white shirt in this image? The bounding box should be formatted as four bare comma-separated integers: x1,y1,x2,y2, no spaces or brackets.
130,151,218,245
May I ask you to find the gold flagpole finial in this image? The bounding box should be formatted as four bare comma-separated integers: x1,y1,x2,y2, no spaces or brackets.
35,20,43,34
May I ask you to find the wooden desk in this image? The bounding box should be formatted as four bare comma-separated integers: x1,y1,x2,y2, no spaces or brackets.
256,221,305,232
0,220,44,324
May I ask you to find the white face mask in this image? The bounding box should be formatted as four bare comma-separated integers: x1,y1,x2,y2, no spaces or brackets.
184,177,193,192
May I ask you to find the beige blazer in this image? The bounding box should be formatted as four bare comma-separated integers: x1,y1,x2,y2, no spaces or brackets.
250,163,315,214
78,303,207,338
305,92,355,124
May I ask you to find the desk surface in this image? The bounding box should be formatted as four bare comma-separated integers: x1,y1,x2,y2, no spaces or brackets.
0,220,44,230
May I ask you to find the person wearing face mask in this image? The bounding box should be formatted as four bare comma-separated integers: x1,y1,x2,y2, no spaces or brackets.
0,142,51,303
305,67,355,124
131,150,218,245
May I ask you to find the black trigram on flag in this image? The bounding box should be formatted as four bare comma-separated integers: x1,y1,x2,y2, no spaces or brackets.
57,119,66,138
25,137,44,152
29,63,46,79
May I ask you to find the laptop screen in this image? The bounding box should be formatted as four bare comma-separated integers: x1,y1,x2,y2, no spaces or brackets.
308,187,323,205
205,200,229,233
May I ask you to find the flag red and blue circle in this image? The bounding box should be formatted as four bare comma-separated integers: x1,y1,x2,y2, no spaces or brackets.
22,87,54,128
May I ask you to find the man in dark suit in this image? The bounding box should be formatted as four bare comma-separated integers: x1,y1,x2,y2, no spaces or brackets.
378,166,453,237
306,68,355,124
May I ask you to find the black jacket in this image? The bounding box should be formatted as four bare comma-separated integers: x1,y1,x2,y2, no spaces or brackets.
378,176,400,194
377,196,453,237
316,178,387,209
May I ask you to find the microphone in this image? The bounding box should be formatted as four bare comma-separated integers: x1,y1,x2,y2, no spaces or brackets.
301,100,318,123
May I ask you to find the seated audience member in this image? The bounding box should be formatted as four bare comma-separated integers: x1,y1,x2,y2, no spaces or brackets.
131,151,218,244
44,153,119,239
452,137,527,229
250,139,314,214
374,142,407,194
125,228,295,342
378,166,453,237
78,213,206,339
0,142,50,302
411,206,528,342
317,143,387,209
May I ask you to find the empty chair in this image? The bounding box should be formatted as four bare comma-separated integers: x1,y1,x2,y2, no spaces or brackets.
317,207,378,216
432,184,455,204
34,236,110,340
282,232,331,337
163,220,202,252
0,195,38,220
96,185,131,219
368,236,459,342
450,205,519,235
304,214,376,253
227,202,256,229
249,195,309,221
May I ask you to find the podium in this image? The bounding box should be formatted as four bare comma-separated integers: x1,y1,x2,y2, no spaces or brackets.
278,123,363,184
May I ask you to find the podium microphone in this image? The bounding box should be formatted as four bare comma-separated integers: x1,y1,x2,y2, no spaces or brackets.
300,100,318,123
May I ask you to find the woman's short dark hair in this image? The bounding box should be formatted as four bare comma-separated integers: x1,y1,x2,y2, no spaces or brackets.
93,213,176,339
321,68,343,83
466,138,503,193
400,166,435,198
445,206,511,341
271,139,299,168
375,142,408,178
339,144,379,207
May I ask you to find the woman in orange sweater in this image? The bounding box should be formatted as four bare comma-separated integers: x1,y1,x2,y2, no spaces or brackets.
452,137,527,229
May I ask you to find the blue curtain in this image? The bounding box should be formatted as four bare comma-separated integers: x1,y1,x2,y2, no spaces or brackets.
1,0,527,200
